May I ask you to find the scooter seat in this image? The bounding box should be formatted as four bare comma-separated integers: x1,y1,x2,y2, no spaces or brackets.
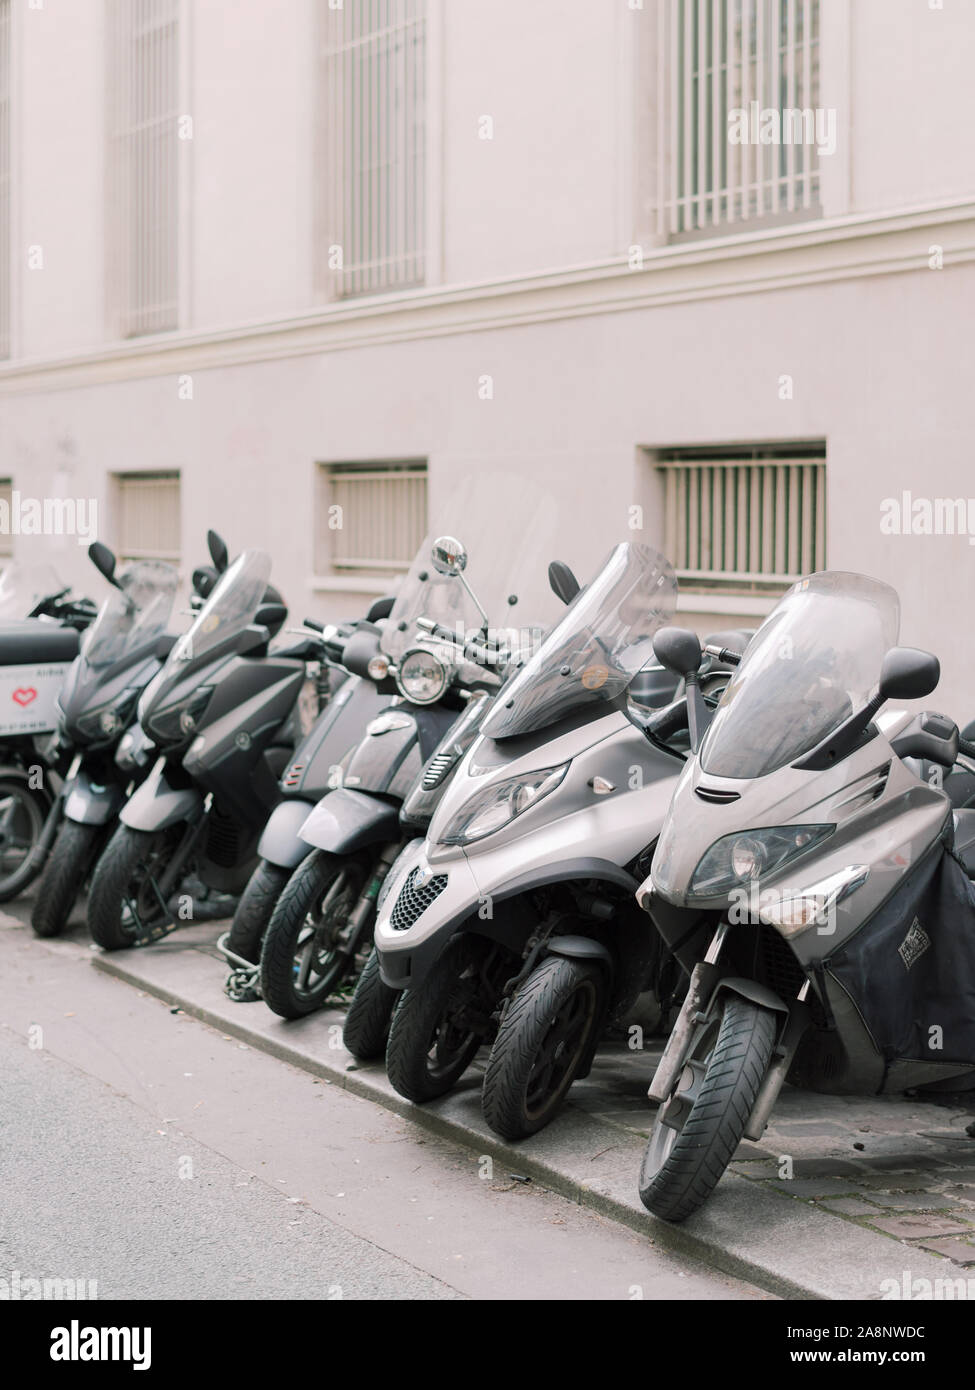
952,808,975,878
0,619,80,665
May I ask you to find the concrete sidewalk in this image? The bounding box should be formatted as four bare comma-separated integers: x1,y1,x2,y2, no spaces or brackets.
89,918,975,1301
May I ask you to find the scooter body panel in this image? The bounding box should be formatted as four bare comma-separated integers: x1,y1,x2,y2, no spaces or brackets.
120,760,204,832
64,769,128,826
257,798,317,869
299,787,401,854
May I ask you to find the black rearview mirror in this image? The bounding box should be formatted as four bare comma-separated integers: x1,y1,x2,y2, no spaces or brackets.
548,560,580,606
88,541,118,587
653,626,703,678
367,596,395,622
207,530,230,573
879,647,940,702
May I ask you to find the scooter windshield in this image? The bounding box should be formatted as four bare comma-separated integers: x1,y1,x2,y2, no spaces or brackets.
479,543,678,739
699,571,900,779
170,550,272,667
381,537,488,663
0,563,66,618
82,561,178,670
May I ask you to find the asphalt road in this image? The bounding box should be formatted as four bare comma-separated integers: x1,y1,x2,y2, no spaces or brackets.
0,902,767,1300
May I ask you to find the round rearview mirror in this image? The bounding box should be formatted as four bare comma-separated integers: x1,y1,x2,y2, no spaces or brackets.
430,536,468,577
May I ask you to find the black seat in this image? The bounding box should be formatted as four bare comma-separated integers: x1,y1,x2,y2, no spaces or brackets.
952,808,975,878
0,619,80,666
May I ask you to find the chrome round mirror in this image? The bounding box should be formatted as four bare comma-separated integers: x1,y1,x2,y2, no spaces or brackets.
430,536,468,577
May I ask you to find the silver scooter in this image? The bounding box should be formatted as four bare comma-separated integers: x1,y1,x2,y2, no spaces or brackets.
374,542,703,1117
636,570,975,1223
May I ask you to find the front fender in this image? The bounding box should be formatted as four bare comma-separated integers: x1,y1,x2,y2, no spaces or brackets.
299,787,400,854
64,771,127,826
545,935,614,973
257,798,316,869
120,761,203,832
713,976,790,1017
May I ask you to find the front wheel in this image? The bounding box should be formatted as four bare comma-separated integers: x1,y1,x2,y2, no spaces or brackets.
225,860,291,965
343,947,398,1060
481,955,603,1139
0,777,50,902
31,821,102,938
638,995,777,1223
259,850,369,1019
87,824,179,950
385,936,491,1103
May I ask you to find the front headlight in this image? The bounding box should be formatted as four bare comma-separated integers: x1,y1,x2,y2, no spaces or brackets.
146,685,214,745
687,823,835,900
396,649,449,705
439,763,569,846
75,687,142,742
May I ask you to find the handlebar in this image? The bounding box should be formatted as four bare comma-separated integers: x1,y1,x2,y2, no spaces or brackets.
703,644,742,667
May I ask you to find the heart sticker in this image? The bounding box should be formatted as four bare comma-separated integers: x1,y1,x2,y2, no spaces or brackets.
12,688,38,707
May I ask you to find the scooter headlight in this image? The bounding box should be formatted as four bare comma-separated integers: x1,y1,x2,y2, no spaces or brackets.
438,763,570,846
74,687,142,743
145,685,214,745
396,649,449,705
687,824,835,900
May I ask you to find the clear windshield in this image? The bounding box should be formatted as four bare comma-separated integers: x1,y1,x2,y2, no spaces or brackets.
480,543,678,739
699,572,900,779
82,561,178,670
0,563,66,619
379,471,591,662
169,550,272,666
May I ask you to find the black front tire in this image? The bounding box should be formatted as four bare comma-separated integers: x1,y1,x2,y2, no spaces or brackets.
385,936,485,1102
87,824,175,950
343,947,398,1060
481,955,603,1140
225,860,291,965
638,995,777,1223
31,821,101,938
260,850,368,1019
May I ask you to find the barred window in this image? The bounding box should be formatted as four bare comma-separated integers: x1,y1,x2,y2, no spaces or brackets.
106,0,180,337
655,444,826,594
317,461,427,575
317,0,427,298
654,0,821,237
115,471,181,563
0,0,10,359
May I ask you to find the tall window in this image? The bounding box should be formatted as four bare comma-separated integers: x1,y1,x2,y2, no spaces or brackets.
654,443,826,595
0,0,10,359
317,0,427,298
654,0,821,237
106,0,180,337
317,460,427,575
115,472,181,564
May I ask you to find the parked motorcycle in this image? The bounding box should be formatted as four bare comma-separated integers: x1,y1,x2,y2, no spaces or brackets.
258,531,536,1019
86,545,305,949
0,566,99,901
374,541,700,1122
636,570,975,1222
29,544,180,937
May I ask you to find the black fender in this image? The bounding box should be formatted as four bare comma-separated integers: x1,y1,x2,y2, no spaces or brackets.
712,976,790,1018
299,787,401,854
544,935,614,973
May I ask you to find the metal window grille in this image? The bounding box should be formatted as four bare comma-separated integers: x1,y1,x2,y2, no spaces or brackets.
0,478,12,555
106,0,180,337
658,447,826,592
0,0,10,359
318,461,427,573
655,0,820,236
317,0,426,298
116,471,181,562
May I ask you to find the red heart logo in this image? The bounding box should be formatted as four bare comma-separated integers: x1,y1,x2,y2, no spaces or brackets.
12,688,37,707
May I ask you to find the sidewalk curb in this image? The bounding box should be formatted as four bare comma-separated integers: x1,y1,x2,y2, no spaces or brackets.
93,949,956,1302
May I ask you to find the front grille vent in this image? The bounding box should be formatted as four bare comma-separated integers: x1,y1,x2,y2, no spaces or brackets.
695,785,741,804
421,751,458,790
390,866,448,932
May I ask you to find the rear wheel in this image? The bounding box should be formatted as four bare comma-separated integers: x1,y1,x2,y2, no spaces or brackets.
225,860,291,965
343,947,398,1060
31,821,102,938
638,995,777,1222
0,778,49,902
259,850,369,1019
385,936,491,1103
87,824,180,950
481,955,603,1139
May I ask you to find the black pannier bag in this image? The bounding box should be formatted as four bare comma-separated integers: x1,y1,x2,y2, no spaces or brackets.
825,831,975,1069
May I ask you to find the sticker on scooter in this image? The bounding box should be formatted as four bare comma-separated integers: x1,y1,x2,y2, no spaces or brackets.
898,917,931,971
11,687,37,706
581,665,609,690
